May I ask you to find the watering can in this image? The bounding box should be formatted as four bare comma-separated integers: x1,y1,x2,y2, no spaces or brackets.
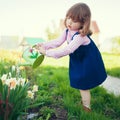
22,38,45,69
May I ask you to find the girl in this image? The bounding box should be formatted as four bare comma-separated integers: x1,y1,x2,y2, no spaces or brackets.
37,3,107,112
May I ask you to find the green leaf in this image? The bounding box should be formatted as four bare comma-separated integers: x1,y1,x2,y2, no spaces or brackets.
32,55,44,69
29,55,36,59
29,52,38,59
0,80,3,93
25,102,44,109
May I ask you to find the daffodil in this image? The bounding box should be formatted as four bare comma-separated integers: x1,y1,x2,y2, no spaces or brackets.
27,90,34,99
17,78,25,86
9,78,17,89
1,74,7,85
32,85,38,92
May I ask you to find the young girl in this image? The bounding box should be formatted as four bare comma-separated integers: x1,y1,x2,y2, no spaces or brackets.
37,3,107,112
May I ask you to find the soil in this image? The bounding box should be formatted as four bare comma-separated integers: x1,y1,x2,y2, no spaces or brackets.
50,105,68,120
27,103,68,120
28,96,68,120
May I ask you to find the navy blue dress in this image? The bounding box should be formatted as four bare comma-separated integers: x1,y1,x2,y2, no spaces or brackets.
68,31,107,90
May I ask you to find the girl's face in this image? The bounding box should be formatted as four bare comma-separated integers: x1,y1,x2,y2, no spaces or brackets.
66,17,81,31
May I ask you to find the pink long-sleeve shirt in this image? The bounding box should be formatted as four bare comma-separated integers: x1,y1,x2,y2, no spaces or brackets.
42,29,90,59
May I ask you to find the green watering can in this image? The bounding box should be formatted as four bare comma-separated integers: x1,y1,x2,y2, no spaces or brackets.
22,38,45,69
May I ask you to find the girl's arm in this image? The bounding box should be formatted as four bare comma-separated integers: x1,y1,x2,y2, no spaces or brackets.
45,35,90,58
42,29,67,50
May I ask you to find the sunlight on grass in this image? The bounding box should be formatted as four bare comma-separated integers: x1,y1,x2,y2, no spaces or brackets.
42,56,69,68
0,49,23,63
0,50,120,77
102,53,120,69
102,53,120,77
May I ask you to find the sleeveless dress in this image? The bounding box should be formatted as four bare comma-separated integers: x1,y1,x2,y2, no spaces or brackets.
68,30,107,90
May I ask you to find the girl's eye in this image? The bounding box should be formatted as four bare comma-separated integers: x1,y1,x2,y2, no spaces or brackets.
67,16,71,19
73,20,78,23
66,17,78,23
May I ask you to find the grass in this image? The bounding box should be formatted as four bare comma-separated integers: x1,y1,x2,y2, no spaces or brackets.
31,66,120,120
42,52,120,78
0,50,120,119
102,52,120,77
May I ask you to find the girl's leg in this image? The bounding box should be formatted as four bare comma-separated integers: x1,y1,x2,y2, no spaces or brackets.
80,90,91,112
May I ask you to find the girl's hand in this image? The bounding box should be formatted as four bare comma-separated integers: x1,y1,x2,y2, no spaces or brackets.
37,43,43,47
34,43,43,50
39,46,46,55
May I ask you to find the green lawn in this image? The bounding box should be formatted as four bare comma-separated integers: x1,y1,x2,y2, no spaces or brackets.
42,52,120,78
102,53,120,77
30,65,120,120
0,50,120,120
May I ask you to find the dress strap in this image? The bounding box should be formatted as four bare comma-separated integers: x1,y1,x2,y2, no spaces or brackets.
71,32,79,40
66,29,80,40
65,29,69,40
